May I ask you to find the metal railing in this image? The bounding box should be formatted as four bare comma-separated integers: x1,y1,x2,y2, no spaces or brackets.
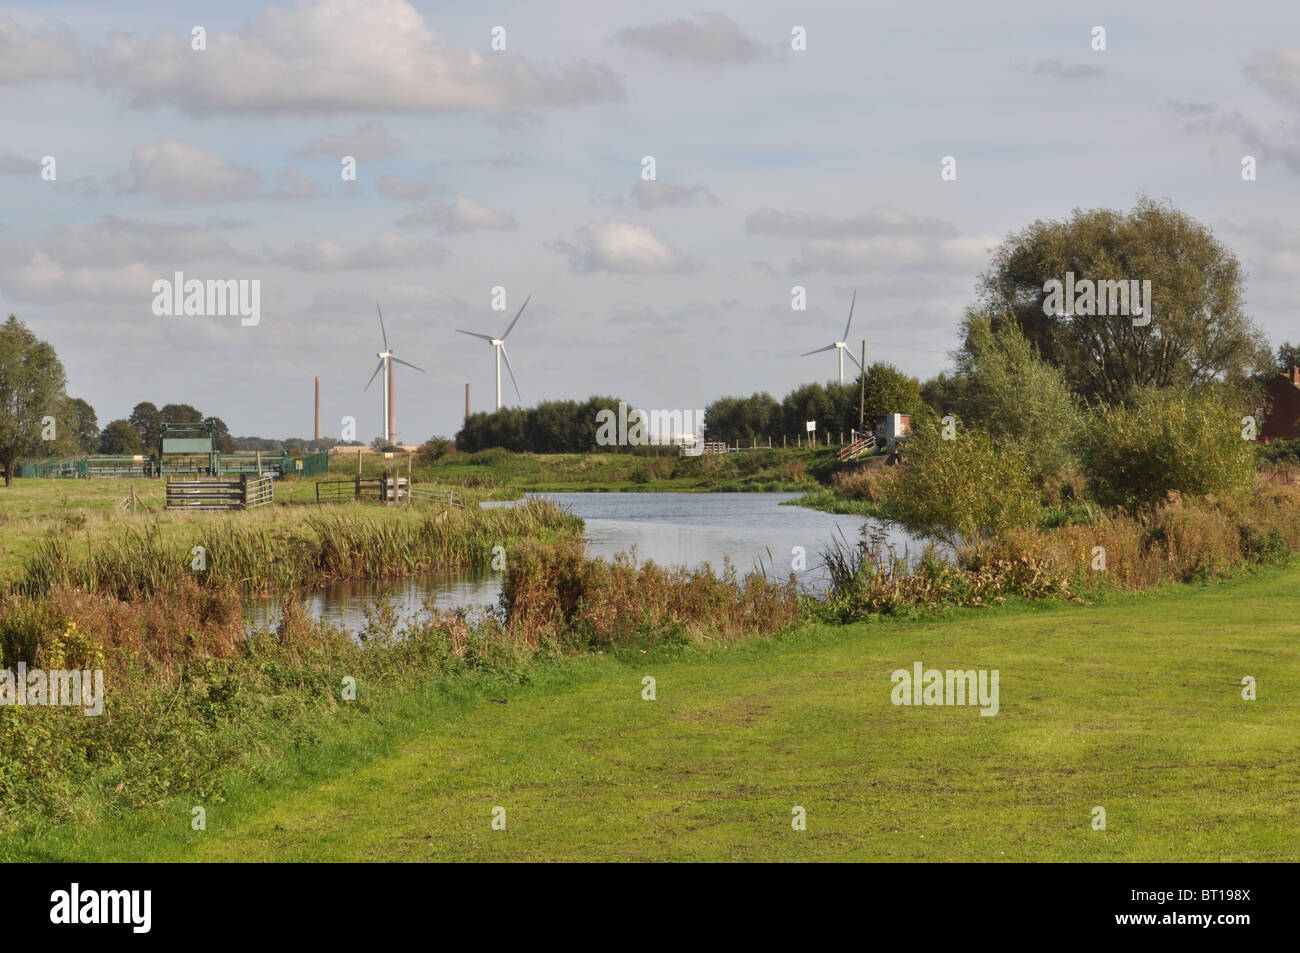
837,432,877,461
165,475,274,510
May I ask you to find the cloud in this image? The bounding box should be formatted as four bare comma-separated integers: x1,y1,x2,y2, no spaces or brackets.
39,216,245,268
0,153,39,175
614,12,765,64
396,195,517,232
93,0,624,116
1245,49,1300,110
0,18,80,83
746,206,956,240
124,140,261,203
272,169,322,200
293,120,404,160
788,235,995,276
552,222,699,274
748,206,991,276
376,174,440,202
630,180,719,209
1176,105,1300,173
0,216,252,303
1030,59,1105,80
274,230,448,270
1163,100,1215,117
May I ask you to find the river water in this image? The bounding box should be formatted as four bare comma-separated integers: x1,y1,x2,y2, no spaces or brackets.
244,492,930,634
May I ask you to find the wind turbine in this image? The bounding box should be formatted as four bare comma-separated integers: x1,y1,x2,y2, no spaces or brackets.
363,302,425,445
800,291,862,384
455,294,531,410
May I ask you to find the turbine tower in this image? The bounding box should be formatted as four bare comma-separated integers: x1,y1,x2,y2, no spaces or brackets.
455,294,531,410
800,291,862,384
363,302,425,445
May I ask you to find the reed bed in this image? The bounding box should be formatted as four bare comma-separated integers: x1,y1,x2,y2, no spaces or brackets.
13,497,581,600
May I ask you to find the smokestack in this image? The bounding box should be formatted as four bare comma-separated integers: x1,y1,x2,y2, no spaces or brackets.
314,377,321,441
388,360,396,446
465,382,471,421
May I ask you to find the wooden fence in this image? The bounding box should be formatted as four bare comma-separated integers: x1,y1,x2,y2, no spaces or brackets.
316,475,463,507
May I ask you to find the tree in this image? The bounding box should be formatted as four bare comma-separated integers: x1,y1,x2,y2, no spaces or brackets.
0,315,69,486
99,419,143,455
204,416,234,453
129,402,162,452
977,195,1270,404
1278,342,1300,373
951,313,1081,482
704,392,780,443
855,362,927,431
66,397,98,454
160,403,204,425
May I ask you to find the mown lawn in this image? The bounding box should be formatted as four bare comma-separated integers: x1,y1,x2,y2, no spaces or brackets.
11,565,1298,862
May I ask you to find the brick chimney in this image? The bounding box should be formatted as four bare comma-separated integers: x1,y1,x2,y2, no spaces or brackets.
1292,365,1300,386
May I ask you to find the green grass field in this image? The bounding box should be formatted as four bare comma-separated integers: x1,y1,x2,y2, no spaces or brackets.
11,563,1297,862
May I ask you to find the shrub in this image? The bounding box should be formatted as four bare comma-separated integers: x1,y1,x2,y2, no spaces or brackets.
879,417,1039,548
1079,388,1256,509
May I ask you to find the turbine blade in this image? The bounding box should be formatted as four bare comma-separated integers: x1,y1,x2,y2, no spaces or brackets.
842,290,856,341
501,293,532,340
391,356,425,373
499,343,521,402
456,329,495,342
363,358,384,392
844,347,864,372
800,343,837,357
376,302,389,352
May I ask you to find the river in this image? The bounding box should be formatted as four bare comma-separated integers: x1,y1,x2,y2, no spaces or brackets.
243,492,930,633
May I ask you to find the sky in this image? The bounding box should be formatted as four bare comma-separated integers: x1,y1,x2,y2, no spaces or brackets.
2,0,1299,442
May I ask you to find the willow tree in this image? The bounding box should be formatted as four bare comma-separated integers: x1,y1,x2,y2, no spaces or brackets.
976,195,1269,404
0,315,69,485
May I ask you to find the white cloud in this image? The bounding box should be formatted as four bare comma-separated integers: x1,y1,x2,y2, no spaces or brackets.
0,18,80,83
746,206,956,240
553,222,699,274
293,120,404,160
93,0,624,115
274,231,448,270
396,195,517,233
125,140,262,203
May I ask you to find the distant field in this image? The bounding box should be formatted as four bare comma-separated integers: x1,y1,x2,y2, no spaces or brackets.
14,564,1297,862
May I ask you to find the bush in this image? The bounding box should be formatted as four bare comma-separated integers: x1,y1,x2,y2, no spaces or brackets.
879,418,1039,548
1079,388,1256,509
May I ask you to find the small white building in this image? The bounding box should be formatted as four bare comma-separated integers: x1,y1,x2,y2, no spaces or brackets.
876,413,912,445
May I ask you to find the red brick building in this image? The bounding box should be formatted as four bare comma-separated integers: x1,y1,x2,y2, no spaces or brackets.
1260,367,1300,441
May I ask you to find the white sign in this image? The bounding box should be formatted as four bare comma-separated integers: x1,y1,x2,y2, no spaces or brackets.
806,420,816,433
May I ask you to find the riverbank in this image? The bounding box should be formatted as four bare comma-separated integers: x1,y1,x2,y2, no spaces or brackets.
8,561,1297,861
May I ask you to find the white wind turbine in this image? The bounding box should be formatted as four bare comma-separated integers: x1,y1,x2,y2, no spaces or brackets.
455,294,531,410
800,290,862,384
363,302,425,445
